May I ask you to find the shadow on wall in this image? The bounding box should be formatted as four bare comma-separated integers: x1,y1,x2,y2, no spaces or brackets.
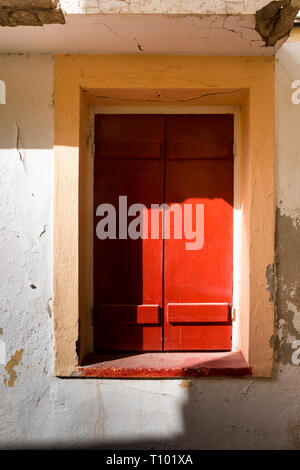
2,54,300,451
10,372,299,451
56,373,299,450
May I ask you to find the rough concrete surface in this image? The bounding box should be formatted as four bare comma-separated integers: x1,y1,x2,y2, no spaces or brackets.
0,13,281,55
59,0,280,15
0,0,65,26
276,210,300,363
275,42,300,371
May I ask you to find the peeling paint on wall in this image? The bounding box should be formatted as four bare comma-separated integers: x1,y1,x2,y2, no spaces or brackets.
3,348,24,387
266,263,275,302
47,297,52,317
16,123,26,171
275,207,300,364
179,380,193,388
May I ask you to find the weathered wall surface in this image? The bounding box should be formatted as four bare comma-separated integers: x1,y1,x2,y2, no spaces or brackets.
0,51,300,449
1,1,299,55
59,0,275,15
275,42,300,368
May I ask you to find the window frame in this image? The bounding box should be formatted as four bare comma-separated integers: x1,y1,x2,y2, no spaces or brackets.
53,54,275,378
91,107,240,354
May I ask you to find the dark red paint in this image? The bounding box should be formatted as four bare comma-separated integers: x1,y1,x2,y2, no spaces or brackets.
94,114,233,352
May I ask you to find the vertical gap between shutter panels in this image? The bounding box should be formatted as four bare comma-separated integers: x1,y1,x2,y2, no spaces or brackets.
162,116,167,350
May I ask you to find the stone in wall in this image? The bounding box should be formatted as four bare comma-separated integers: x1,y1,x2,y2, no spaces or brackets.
256,0,300,46
0,0,65,26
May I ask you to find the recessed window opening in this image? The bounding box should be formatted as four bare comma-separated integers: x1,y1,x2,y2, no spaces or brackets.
92,110,239,353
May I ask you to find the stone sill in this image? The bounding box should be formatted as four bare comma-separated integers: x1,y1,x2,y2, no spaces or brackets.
77,351,252,378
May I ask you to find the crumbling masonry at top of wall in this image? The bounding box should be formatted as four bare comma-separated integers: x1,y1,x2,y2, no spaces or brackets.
0,0,65,26
256,0,300,46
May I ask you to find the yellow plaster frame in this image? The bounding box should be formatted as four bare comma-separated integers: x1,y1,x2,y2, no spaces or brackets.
288,27,300,40
54,55,275,377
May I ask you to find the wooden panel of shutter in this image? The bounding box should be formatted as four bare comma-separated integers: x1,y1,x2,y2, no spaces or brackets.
98,141,162,159
94,114,164,352
163,114,233,351
167,303,231,323
96,304,161,324
167,140,233,160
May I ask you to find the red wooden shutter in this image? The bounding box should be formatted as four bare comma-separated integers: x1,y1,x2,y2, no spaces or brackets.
93,115,164,351
163,115,233,350
93,114,233,352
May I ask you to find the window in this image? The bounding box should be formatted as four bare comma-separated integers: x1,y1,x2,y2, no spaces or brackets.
53,55,275,377
93,114,233,352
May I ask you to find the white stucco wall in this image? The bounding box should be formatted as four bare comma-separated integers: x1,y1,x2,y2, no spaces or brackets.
0,50,300,449
60,0,273,15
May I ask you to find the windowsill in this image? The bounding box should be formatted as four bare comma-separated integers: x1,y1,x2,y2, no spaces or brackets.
77,351,252,378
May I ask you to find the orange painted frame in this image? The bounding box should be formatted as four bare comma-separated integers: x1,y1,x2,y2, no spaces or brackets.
53,55,275,377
